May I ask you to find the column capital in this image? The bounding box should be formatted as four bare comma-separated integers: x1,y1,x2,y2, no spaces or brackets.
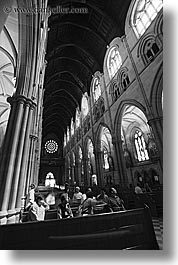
30,134,38,141
7,95,37,109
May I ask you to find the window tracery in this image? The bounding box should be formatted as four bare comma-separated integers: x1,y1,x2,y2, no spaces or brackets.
134,130,149,161
131,0,163,38
107,47,122,79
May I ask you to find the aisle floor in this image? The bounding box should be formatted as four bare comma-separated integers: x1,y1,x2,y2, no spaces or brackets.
152,217,163,250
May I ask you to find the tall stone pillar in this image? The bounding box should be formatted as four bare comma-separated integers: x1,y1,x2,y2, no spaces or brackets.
15,101,36,210
7,99,31,223
112,137,127,188
94,150,103,187
0,96,26,224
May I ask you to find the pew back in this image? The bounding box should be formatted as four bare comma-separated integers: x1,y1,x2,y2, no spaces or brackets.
0,206,159,250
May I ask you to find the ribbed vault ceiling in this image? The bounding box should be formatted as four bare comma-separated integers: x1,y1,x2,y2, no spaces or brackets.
43,0,132,144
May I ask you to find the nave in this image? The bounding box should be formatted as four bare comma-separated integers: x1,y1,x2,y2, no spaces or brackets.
0,0,163,250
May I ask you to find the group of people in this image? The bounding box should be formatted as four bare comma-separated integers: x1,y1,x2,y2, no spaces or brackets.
23,184,126,222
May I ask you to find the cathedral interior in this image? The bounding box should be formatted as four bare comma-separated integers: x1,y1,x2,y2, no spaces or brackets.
0,0,163,249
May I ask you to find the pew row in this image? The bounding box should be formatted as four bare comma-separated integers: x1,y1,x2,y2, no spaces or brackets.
0,206,159,250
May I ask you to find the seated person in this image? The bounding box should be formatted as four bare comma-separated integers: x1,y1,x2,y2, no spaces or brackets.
108,187,126,212
28,195,49,221
96,188,112,213
72,186,83,201
97,188,109,203
78,191,97,216
57,195,73,219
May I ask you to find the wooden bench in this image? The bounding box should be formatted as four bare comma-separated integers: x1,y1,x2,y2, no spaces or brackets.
0,205,159,250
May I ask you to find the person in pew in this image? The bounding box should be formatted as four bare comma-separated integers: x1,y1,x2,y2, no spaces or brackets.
96,188,113,213
57,195,73,219
108,187,126,212
77,191,97,216
28,195,49,221
96,188,109,204
72,186,83,201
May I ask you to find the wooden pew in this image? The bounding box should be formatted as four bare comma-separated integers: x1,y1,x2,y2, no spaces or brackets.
0,205,159,250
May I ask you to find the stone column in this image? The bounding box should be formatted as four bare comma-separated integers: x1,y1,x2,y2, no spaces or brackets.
0,96,25,224
7,99,31,223
112,137,127,187
15,101,35,210
94,150,103,187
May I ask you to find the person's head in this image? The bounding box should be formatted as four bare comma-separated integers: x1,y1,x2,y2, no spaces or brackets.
35,195,44,206
86,191,93,199
110,187,117,196
75,186,80,193
61,195,68,205
87,187,92,192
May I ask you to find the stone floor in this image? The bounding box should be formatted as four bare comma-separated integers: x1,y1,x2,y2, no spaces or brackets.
152,217,163,250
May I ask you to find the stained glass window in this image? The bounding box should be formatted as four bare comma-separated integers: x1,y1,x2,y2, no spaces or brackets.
93,77,101,102
81,93,89,117
107,47,122,79
134,130,149,161
131,0,163,38
75,108,81,128
67,127,70,142
71,118,74,136
64,133,67,147
45,139,58,154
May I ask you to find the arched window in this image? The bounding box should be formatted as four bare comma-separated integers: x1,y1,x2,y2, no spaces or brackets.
45,172,56,187
45,139,58,154
92,77,101,102
134,130,149,161
81,92,89,117
71,118,74,136
67,126,70,142
75,108,81,128
64,133,67,147
100,126,113,170
103,148,110,170
144,38,159,62
79,146,84,176
131,0,163,38
107,47,122,79
121,71,130,91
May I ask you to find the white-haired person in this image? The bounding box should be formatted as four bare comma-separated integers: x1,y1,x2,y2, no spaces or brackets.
72,186,83,201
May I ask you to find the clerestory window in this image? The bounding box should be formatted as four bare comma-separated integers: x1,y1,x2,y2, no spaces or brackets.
131,0,163,38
